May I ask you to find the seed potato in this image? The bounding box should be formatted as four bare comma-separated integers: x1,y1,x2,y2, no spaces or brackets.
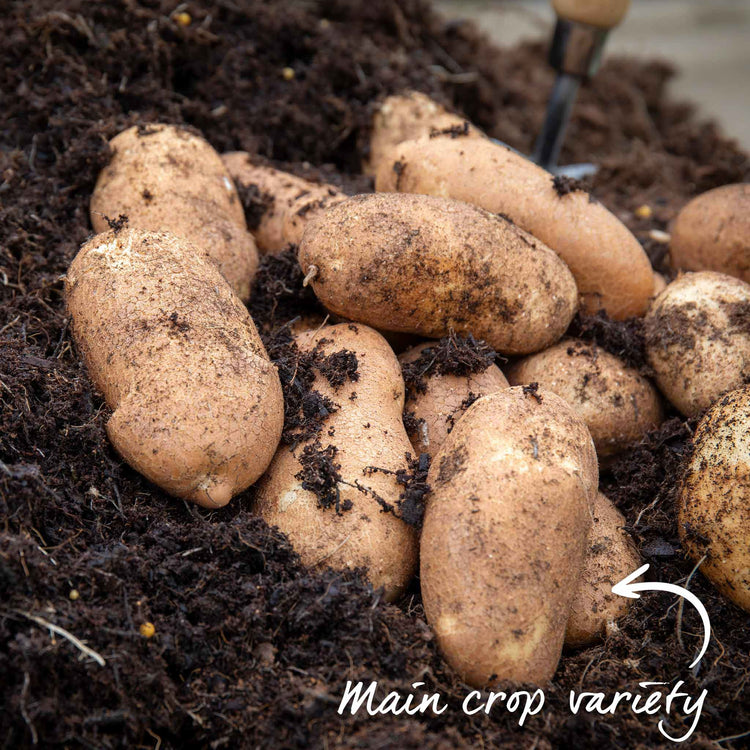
399,341,509,456
670,184,750,282
678,387,750,612
420,387,598,686
222,152,347,254
375,134,654,319
644,271,750,416
507,339,663,457
298,193,578,355
566,492,641,646
254,324,418,601
65,228,283,507
91,124,258,300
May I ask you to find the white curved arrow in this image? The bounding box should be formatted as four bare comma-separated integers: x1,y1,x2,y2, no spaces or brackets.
612,563,711,669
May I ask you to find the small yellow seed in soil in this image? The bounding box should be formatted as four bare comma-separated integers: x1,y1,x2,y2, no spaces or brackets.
174,12,192,27
139,622,156,638
69,589,80,601
282,67,295,81
634,204,652,219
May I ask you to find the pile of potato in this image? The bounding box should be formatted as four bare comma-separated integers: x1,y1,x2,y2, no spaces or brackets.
65,96,749,688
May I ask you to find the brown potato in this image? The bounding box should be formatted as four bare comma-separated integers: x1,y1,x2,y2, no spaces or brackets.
420,387,598,686
365,91,482,176
399,341,509,456
375,135,654,320
652,271,667,297
254,324,418,601
91,124,257,300
678,386,750,612
566,492,641,646
644,271,750,416
298,193,578,355
670,184,750,283
222,152,347,254
65,228,284,508
507,339,663,457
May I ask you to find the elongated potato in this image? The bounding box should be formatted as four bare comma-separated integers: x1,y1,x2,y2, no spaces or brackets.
566,492,641,646
222,152,347,254
375,135,654,319
421,387,598,686
366,91,482,176
399,341,509,456
678,387,750,612
507,339,663,457
254,324,418,601
91,124,258,300
670,184,750,282
65,228,283,508
644,271,750,416
298,193,578,355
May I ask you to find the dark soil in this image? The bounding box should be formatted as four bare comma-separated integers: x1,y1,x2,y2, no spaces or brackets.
1,1,749,748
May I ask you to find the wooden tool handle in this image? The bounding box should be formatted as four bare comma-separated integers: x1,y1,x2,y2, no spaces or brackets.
552,0,630,29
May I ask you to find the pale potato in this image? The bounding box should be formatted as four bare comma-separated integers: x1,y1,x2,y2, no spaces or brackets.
254,324,418,601
507,338,663,457
65,227,283,507
298,193,578,355
399,341,509,456
670,184,750,283
91,124,257,300
420,387,597,686
566,492,641,646
678,386,750,612
644,271,750,416
222,152,346,254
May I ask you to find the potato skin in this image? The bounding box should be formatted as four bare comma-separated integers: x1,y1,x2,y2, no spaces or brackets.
222,152,346,254
399,342,509,456
366,91,482,176
254,324,418,601
375,135,654,320
507,339,663,457
678,387,750,612
420,387,598,686
298,193,578,355
644,271,750,417
670,184,750,283
91,125,257,300
65,228,283,507
565,492,641,646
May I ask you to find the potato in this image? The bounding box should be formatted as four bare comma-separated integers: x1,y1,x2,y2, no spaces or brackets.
507,339,663,457
91,124,258,301
670,184,750,283
678,387,750,612
65,228,284,507
652,271,667,297
254,324,418,601
644,271,750,416
366,91,482,176
420,387,598,686
375,135,654,319
298,193,578,355
566,492,641,646
222,152,347,254
399,341,509,455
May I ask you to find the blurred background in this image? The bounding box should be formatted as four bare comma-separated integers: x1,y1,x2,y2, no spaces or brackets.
436,0,750,150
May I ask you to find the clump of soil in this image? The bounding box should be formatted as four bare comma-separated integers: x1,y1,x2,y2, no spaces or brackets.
2,0,749,747
402,332,498,398
569,311,649,373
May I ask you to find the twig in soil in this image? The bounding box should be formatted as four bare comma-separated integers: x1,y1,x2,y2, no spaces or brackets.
20,671,38,745
13,610,106,666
